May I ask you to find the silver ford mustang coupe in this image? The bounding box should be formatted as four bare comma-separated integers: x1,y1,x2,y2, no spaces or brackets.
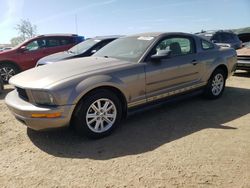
5,32,237,138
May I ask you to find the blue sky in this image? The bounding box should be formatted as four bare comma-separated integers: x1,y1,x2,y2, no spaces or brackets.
0,0,249,43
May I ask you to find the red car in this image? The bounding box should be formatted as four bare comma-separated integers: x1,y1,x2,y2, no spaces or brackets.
0,34,84,82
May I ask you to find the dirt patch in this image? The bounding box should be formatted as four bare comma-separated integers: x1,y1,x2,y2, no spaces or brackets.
0,74,250,187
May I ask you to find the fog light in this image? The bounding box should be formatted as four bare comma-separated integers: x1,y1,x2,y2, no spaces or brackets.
31,112,61,118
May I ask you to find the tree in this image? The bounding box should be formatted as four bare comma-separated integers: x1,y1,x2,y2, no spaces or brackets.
10,36,24,46
10,19,37,46
16,19,37,40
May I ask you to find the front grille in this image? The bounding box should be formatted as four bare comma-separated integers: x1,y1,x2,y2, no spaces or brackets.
16,87,29,101
237,56,250,60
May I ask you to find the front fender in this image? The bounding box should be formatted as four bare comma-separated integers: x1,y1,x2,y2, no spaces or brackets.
69,75,127,105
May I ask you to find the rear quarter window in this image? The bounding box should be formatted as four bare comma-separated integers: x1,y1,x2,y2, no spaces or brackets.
201,40,214,50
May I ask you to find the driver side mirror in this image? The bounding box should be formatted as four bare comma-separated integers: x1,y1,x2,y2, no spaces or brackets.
150,50,171,61
18,46,27,53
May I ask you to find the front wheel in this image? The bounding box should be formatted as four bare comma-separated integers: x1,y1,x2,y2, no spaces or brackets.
0,63,19,83
204,68,226,99
0,77,3,93
72,90,122,139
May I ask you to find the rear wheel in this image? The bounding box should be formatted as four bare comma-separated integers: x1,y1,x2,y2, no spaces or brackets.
72,90,122,139
0,63,19,83
204,68,226,99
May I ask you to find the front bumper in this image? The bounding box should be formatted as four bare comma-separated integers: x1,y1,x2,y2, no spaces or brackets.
5,90,76,131
236,59,250,71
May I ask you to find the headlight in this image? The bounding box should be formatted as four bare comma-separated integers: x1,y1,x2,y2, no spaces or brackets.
31,90,56,106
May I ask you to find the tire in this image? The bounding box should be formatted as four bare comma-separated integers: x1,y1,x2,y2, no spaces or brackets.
204,68,226,99
0,63,19,83
72,89,123,139
0,78,3,93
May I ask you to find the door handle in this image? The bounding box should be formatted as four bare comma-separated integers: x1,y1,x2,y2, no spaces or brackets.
191,60,197,65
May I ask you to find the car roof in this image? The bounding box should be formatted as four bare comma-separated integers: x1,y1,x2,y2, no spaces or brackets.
92,35,124,40
196,30,235,35
129,32,195,38
35,34,81,38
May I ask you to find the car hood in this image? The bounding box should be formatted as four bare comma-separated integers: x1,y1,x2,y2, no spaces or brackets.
237,47,250,56
37,51,75,65
0,48,16,56
10,56,132,89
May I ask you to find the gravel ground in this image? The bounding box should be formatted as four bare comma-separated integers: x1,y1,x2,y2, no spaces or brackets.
0,73,250,188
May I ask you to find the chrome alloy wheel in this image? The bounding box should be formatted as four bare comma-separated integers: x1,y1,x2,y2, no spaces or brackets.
86,98,117,133
0,67,15,82
211,73,224,96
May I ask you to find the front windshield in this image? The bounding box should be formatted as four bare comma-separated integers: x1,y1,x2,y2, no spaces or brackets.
12,38,32,49
93,36,155,62
69,39,100,54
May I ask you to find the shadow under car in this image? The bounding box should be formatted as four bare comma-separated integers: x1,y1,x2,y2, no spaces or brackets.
26,86,249,160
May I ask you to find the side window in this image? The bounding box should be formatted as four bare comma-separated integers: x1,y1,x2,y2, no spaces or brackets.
201,40,214,50
25,39,46,51
155,37,194,57
212,34,221,42
46,38,61,47
60,37,74,45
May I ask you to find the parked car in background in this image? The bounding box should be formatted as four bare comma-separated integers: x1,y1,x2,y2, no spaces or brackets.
0,34,84,82
236,42,250,72
0,77,3,93
6,32,237,138
196,30,242,49
36,36,120,66
238,33,250,46
0,47,12,52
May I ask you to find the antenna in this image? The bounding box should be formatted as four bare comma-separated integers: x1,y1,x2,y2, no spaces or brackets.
75,14,78,35
74,14,79,53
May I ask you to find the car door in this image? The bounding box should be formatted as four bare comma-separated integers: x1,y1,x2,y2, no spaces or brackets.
16,39,47,70
145,36,203,100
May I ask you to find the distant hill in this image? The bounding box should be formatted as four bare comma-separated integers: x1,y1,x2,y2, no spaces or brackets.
232,27,250,34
